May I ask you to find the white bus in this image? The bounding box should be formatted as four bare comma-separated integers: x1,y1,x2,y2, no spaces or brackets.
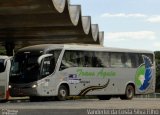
0,56,11,101
9,44,155,101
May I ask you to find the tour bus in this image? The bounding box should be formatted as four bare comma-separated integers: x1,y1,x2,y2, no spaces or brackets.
0,56,11,101
9,44,155,101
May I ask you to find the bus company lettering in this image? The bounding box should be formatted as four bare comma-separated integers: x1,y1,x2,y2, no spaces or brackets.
77,69,116,78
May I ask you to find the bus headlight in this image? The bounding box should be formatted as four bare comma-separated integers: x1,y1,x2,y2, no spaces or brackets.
32,84,37,88
9,85,12,88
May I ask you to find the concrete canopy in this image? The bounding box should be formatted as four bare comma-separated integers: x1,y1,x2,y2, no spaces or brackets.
0,0,104,54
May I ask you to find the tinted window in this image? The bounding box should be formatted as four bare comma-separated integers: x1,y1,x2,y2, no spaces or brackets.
143,53,153,64
10,51,42,83
136,53,153,66
60,50,153,70
93,52,109,67
110,53,132,68
128,53,139,68
60,50,110,70
41,50,61,77
0,59,5,72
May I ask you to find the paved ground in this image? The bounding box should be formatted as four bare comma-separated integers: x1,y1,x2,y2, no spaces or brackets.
0,98,160,115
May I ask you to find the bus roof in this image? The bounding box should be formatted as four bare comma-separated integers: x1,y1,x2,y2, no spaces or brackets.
0,56,10,59
18,44,154,54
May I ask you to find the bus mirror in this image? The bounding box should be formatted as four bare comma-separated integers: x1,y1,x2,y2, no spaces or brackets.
38,54,53,65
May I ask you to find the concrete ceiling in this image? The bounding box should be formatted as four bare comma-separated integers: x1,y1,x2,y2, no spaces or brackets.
0,0,104,50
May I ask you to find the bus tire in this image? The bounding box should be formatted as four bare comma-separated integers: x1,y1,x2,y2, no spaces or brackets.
29,96,41,102
57,85,68,101
120,84,134,100
0,100,7,103
98,95,111,100
29,96,46,102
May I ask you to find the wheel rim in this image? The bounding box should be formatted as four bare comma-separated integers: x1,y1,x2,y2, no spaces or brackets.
127,86,133,98
60,89,66,97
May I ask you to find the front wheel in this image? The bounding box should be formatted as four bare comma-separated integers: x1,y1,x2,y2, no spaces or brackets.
120,85,134,100
56,85,68,101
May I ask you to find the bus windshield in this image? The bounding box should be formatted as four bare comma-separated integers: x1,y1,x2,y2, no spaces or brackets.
10,49,61,84
10,51,42,83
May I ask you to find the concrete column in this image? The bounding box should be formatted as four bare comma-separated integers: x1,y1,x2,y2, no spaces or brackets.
5,41,15,56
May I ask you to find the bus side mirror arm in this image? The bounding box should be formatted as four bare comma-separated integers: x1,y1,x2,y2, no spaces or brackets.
38,54,53,65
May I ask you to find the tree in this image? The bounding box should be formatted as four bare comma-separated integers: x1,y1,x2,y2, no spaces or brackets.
155,51,160,92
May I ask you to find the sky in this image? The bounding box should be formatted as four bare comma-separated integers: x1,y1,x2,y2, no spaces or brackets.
70,0,160,51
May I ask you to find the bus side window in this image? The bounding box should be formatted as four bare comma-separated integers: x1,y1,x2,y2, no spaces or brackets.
0,62,5,72
44,50,61,74
60,51,79,70
121,53,132,68
42,56,56,76
121,54,128,67
143,53,153,64
137,53,153,66
42,57,51,76
0,59,5,72
60,50,111,69
76,52,80,66
111,53,132,68
92,54,98,67
49,57,55,73
111,53,123,68
60,51,70,70
75,51,84,67
129,53,138,68
138,54,144,66
84,51,93,67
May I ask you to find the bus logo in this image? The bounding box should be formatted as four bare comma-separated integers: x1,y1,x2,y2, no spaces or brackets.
68,74,81,84
135,55,153,92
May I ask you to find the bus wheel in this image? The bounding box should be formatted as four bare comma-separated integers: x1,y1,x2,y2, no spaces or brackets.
98,95,111,100
120,85,134,100
57,85,68,101
29,96,44,102
29,96,41,102
0,100,8,103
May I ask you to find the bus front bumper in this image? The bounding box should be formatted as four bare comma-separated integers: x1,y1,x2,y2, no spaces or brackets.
9,87,38,97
